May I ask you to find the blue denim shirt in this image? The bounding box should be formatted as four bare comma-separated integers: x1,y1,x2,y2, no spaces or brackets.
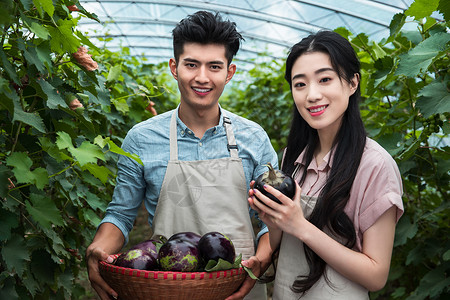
100,106,278,244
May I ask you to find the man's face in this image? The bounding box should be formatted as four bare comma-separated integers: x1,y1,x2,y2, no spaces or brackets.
169,43,236,113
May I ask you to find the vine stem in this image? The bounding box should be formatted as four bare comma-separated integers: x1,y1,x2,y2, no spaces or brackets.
8,162,78,192
48,162,78,179
10,121,22,153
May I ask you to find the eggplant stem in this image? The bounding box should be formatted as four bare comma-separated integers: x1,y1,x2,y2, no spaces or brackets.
264,162,278,181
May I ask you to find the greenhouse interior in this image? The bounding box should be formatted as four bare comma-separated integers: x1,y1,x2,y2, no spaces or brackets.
0,0,448,300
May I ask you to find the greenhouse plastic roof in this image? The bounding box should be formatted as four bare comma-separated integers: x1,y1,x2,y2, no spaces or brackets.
77,0,415,69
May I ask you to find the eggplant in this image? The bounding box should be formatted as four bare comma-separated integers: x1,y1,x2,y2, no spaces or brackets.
198,232,235,264
254,162,295,204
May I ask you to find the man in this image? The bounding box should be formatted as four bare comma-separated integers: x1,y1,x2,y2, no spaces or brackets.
86,11,278,300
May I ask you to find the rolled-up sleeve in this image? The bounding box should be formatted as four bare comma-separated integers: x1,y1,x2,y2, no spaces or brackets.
99,130,146,243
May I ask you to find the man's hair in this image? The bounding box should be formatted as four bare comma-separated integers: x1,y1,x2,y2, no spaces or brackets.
172,11,243,65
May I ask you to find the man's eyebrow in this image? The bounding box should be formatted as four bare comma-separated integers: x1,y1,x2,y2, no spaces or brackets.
182,58,225,65
292,67,335,81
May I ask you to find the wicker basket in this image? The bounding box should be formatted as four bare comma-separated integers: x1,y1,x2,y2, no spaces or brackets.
99,254,246,300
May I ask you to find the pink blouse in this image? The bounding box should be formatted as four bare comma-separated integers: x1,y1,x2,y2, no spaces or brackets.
293,138,404,251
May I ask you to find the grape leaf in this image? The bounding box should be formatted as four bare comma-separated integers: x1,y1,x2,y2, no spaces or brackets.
6,152,49,189
81,163,112,184
1,234,30,276
26,193,64,228
36,78,67,109
395,32,450,77
107,64,122,82
69,141,105,166
0,208,19,241
416,78,450,118
94,135,143,165
405,0,439,20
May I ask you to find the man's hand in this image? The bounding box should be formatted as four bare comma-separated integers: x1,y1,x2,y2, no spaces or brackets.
86,245,118,300
86,223,124,299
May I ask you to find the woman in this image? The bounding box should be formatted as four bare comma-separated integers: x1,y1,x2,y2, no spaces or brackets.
247,31,404,299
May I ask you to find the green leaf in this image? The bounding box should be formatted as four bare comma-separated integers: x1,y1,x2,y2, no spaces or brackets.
405,0,439,20
0,208,19,241
34,0,54,17
81,188,107,211
9,90,46,133
81,163,112,184
30,249,56,285
38,136,63,162
397,138,421,161
416,78,450,118
204,258,233,272
26,193,64,228
48,19,80,54
36,78,67,109
389,13,406,37
35,42,53,73
83,208,102,226
438,0,450,21
0,47,20,85
6,152,49,188
69,141,105,166
414,266,450,298
56,132,104,166
28,21,50,40
94,136,143,166
443,250,450,261
42,227,67,257
1,234,30,276
56,131,75,151
394,216,418,246
204,254,242,272
0,164,10,197
372,42,386,60
111,97,130,113
242,265,259,280
395,32,450,77
0,276,19,300
18,39,46,73
107,64,122,82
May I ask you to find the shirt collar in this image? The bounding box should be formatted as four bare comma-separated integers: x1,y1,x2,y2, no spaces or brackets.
294,145,334,171
175,104,224,136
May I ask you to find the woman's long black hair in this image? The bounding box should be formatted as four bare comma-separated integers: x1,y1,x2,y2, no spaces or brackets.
282,31,367,295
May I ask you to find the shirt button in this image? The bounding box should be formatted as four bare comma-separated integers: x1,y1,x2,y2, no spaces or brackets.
188,130,192,135
199,142,203,147
181,130,185,135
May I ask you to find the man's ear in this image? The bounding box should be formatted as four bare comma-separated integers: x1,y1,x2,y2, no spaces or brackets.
225,63,236,84
169,58,178,80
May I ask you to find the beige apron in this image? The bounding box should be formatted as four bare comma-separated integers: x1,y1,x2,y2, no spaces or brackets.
272,195,369,300
151,111,266,299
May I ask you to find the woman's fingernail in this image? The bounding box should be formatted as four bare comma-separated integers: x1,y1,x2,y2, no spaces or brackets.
106,256,114,263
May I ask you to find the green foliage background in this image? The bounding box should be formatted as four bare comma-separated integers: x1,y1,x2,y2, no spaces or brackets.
0,0,448,299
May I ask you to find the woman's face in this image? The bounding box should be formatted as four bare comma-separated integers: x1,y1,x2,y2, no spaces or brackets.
290,52,358,139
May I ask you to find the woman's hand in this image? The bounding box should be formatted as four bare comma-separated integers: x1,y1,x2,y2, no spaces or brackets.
224,255,262,300
249,180,305,237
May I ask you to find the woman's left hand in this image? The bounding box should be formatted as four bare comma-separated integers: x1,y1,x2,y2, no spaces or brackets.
249,181,305,236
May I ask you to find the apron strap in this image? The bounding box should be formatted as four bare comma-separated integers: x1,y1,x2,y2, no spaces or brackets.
169,111,240,160
223,116,239,158
169,111,178,161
